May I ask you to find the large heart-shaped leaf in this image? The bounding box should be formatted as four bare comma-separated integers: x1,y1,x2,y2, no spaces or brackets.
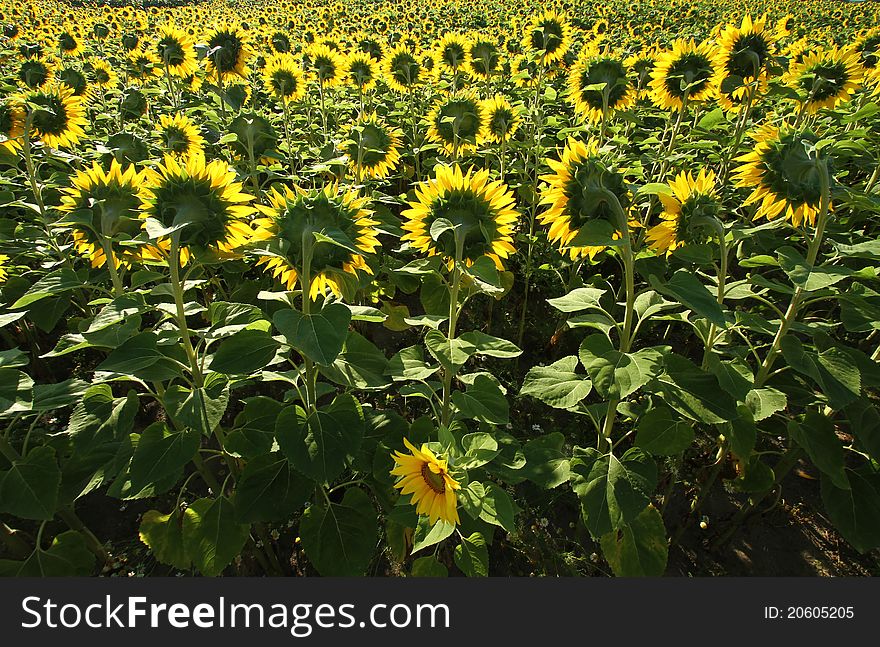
520,356,592,409
233,454,311,523
299,487,377,575
182,496,250,576
209,329,280,374
579,335,665,400
0,446,61,520
273,302,351,366
600,504,668,577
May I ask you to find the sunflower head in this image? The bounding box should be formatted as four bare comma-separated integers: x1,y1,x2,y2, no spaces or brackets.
58,160,149,269
650,39,718,110
251,183,380,300
713,14,776,100
786,47,863,113
382,44,423,93
155,113,205,159
155,25,197,77
647,170,721,256
567,47,634,124
426,91,486,156
511,53,540,87
538,138,631,260
18,56,55,90
0,254,8,284
733,124,828,228
0,98,25,155
263,53,305,100
522,10,572,66
343,112,404,180
90,59,118,90
468,37,500,78
391,438,461,527
22,84,87,149
401,164,517,270
140,153,256,265
305,43,345,86
205,23,251,81
855,29,880,82
343,51,379,92
481,95,521,144
434,33,471,75
226,112,278,160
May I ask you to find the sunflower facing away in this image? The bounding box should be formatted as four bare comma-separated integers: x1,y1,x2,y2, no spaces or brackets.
154,25,198,77
434,33,471,77
343,112,404,179
786,47,863,113
18,57,56,90
22,84,88,149
650,39,719,110
401,164,518,270
58,160,149,269
155,113,205,159
0,254,8,284
262,53,306,101
733,124,827,228
391,438,461,526
427,91,486,156
382,44,424,93
204,23,252,81
0,98,24,155
646,170,721,256
305,43,345,87
538,138,631,261
481,95,521,144
567,46,634,124
522,10,572,67
139,153,256,265
713,14,777,99
854,28,880,86
251,183,380,300
467,38,500,79
343,51,379,93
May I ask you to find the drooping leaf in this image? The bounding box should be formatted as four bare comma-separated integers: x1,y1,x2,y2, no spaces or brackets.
182,496,250,577
600,504,668,577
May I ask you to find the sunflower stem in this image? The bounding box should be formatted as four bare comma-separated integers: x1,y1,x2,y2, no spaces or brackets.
440,231,465,429
281,94,295,179
754,161,830,387
300,230,318,412
701,228,729,368
169,235,204,388
719,81,757,186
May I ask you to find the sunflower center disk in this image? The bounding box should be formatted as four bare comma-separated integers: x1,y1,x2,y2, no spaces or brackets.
421,463,446,494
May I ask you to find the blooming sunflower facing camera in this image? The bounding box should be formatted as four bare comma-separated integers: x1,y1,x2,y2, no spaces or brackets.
343,112,403,180
401,164,517,270
539,138,631,261
154,113,204,159
251,184,380,300
139,153,256,265
785,47,863,113
733,124,827,228
650,39,719,110
567,46,634,124
58,160,149,269
646,170,721,256
391,438,461,526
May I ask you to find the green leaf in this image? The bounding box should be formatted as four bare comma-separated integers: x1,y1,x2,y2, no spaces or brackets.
454,531,489,577
458,330,522,358
226,396,283,459
546,287,607,313
600,504,668,577
635,407,694,455
233,454,311,523
458,432,500,469
476,483,517,531
273,302,351,366
424,329,476,374
780,337,861,410
570,446,657,539
0,446,60,520
385,345,439,381
0,368,33,415
451,375,509,424
209,329,280,374
320,331,389,389
777,246,854,291
579,335,666,399
182,496,250,576
648,354,738,423
139,508,191,570
732,456,775,493
11,268,83,308
128,423,199,493
163,373,230,437
0,530,95,576
789,411,848,490
412,515,456,554
411,556,448,577
299,487,377,575
32,378,90,412
96,332,167,374
820,469,880,553
724,406,758,461
276,394,364,483
745,387,787,421
520,356,592,409
522,433,570,489
566,219,621,247
846,400,880,461
650,270,727,326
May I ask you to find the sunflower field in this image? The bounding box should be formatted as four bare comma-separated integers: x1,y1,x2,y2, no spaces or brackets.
0,0,879,578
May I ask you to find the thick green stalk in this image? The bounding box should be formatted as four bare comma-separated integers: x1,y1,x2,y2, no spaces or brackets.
169,236,204,387
440,233,465,429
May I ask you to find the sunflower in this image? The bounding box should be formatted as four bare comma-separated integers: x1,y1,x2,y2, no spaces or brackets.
786,47,863,113
625,49,657,98
511,53,539,87
90,59,118,90
390,438,461,527
426,91,486,156
567,46,634,124
401,164,517,270
0,98,24,155
650,39,718,111
343,112,403,179
262,53,305,101
481,95,521,144
343,51,379,92
0,254,8,284
538,138,631,261
127,47,161,81
22,84,87,149
357,35,384,61
383,44,423,93
57,29,82,57
17,56,55,89
646,170,721,256
154,25,197,77
522,10,572,67
305,43,345,87
139,153,256,265
713,15,776,99
733,124,827,228
467,37,500,79
155,113,204,159
434,33,471,77
250,183,380,300
57,160,149,269
854,29,880,85
57,67,96,103
204,23,251,81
